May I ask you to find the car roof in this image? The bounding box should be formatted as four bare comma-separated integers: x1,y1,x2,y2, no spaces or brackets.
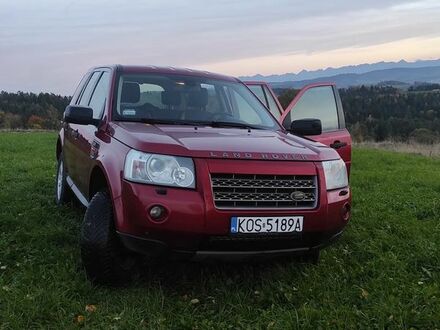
243,81,269,85
91,65,239,82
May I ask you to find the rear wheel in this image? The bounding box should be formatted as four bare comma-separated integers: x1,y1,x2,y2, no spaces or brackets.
80,190,136,285
55,152,72,205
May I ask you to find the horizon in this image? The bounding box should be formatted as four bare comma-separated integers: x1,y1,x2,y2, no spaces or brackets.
1,57,439,96
240,58,440,78
1,0,440,94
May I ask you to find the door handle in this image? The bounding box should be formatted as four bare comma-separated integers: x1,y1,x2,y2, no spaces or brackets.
330,141,347,149
72,129,79,139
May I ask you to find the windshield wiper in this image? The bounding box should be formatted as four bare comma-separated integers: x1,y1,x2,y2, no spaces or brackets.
207,121,262,130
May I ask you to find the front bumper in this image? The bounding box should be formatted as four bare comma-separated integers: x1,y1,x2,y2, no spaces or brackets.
112,158,351,259
117,229,344,261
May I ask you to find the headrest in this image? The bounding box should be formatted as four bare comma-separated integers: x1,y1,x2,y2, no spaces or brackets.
121,82,140,103
187,88,208,107
161,91,181,106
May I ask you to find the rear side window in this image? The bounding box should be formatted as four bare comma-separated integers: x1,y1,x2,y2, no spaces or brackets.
283,86,339,132
263,86,281,119
78,72,101,106
88,72,110,119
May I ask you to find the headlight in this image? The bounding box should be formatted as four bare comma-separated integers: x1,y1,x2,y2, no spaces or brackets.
124,150,195,188
322,159,348,190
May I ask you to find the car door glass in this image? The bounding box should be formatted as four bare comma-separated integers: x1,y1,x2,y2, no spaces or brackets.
88,72,110,119
72,73,91,104
248,85,267,106
283,86,339,132
78,72,101,106
263,86,281,119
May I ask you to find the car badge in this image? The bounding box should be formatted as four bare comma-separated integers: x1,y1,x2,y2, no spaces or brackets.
290,191,306,201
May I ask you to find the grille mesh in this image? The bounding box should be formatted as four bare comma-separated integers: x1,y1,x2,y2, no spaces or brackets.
211,173,317,209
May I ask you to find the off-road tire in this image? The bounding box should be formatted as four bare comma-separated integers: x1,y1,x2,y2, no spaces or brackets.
80,190,136,285
55,152,72,205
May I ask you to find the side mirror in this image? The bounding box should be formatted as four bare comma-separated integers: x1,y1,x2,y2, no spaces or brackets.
63,105,99,126
290,118,322,136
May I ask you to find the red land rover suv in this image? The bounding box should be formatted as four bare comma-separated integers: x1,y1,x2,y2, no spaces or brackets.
55,65,351,284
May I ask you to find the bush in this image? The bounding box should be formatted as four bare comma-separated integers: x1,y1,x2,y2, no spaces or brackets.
409,128,439,144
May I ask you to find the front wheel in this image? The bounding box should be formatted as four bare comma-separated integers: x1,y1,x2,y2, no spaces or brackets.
80,190,136,285
55,152,72,205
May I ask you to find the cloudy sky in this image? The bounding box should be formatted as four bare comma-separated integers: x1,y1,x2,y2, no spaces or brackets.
1,0,440,95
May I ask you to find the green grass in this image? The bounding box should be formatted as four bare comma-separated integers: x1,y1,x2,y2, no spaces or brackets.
0,132,439,329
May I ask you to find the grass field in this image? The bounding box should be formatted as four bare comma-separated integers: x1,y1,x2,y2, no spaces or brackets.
355,141,440,158
0,132,439,329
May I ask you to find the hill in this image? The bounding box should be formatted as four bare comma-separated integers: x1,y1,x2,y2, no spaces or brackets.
268,66,440,89
240,59,440,83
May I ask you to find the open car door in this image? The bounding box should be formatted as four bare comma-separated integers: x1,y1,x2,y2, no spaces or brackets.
280,83,352,175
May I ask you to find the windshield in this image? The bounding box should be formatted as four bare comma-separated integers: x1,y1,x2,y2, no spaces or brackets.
114,73,280,130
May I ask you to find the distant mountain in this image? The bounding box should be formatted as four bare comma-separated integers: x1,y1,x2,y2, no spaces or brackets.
267,66,440,89
240,59,440,84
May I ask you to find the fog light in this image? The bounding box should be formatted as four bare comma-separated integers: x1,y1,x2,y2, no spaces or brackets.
150,205,165,220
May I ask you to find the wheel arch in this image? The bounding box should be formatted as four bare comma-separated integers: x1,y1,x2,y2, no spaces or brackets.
56,133,64,160
87,139,127,231
89,165,111,200
88,162,125,233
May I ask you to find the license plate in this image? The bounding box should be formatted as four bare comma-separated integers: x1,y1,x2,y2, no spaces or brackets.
230,216,303,234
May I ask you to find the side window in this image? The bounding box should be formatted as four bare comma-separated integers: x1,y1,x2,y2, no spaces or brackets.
71,73,91,105
88,72,110,119
283,86,339,132
248,85,267,106
263,86,281,119
78,71,101,106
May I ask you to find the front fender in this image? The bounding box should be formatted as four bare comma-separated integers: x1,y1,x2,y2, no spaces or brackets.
88,135,130,230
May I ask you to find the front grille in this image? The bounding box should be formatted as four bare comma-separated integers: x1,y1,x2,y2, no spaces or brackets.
211,173,317,209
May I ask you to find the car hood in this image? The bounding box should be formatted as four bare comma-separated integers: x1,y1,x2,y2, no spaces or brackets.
109,122,340,162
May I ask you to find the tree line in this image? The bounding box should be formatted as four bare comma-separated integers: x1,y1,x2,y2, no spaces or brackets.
0,91,70,130
340,86,440,143
1,85,440,143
